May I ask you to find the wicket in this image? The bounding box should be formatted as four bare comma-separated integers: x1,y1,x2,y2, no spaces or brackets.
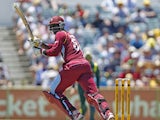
115,78,130,120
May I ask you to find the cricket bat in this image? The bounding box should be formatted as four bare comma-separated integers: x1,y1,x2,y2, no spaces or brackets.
13,3,34,41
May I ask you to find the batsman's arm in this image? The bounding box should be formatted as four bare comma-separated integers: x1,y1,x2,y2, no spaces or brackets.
29,37,51,49
41,43,51,49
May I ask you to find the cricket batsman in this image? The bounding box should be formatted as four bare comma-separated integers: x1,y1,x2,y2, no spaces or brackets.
29,16,115,120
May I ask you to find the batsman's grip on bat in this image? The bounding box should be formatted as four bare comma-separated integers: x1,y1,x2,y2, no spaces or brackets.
28,36,42,48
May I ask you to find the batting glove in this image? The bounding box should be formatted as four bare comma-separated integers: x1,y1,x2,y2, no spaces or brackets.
28,36,42,48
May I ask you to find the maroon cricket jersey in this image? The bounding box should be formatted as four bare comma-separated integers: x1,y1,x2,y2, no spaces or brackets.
45,30,84,64
45,31,97,95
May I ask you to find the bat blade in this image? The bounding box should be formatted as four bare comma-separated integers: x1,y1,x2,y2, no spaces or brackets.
13,3,34,40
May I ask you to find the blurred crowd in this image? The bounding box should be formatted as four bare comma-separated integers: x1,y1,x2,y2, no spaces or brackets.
10,0,160,88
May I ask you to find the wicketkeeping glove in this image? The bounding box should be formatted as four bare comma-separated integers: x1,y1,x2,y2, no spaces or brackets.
28,36,42,48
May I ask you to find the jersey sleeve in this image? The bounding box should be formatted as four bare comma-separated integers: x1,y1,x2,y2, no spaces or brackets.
44,31,67,56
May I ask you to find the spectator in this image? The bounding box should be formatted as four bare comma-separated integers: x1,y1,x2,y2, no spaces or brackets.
103,64,117,86
129,33,144,49
118,63,133,79
145,30,156,48
41,64,58,89
110,49,121,70
124,0,137,12
91,12,105,32
122,46,136,64
113,33,128,51
0,64,10,87
113,1,130,19
131,8,147,23
100,0,117,12
142,0,157,18
75,3,89,27
112,1,131,33
97,28,110,50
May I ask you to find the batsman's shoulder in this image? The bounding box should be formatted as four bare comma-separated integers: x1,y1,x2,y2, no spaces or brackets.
56,30,67,36
55,30,67,40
